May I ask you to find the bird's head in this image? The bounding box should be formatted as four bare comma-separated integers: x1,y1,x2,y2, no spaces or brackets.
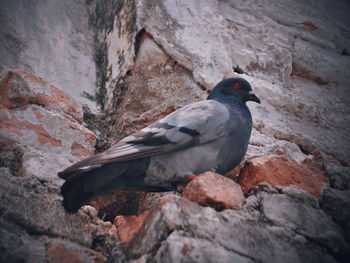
207,78,261,104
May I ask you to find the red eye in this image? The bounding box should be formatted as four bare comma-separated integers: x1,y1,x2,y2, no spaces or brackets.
234,83,241,88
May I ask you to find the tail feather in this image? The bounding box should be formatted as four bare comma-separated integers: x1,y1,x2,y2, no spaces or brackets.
60,158,150,213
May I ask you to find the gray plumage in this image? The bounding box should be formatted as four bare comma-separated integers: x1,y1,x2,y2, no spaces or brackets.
59,77,260,213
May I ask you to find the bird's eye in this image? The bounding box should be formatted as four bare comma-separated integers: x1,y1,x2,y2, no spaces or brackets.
234,83,241,88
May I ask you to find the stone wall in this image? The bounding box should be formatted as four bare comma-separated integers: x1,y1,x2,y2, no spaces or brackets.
1,0,349,262
0,0,97,111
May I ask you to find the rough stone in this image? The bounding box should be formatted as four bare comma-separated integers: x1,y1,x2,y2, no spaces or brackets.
1,0,350,262
133,32,170,73
103,0,138,110
46,238,106,263
91,190,177,223
0,104,95,184
105,29,205,143
262,193,346,254
0,70,96,184
0,69,84,123
127,194,338,263
136,0,350,167
322,188,350,240
0,0,97,110
0,218,46,263
325,164,350,190
91,190,147,222
247,129,311,163
114,211,150,243
237,155,327,199
0,167,109,246
154,230,254,263
0,143,23,175
182,172,244,210
280,186,319,208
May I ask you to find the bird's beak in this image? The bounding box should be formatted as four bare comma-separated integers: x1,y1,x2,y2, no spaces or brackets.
248,91,261,104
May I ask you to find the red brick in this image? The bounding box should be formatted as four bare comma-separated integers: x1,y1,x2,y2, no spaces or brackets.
182,172,244,210
237,155,327,199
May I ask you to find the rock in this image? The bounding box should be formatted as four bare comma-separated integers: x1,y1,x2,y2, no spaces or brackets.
182,172,244,210
325,164,350,190
0,167,107,246
0,71,96,184
322,188,350,240
90,189,178,226
127,195,183,259
249,181,279,195
280,186,319,208
136,191,179,214
91,233,126,263
114,211,150,243
1,0,350,262
0,143,23,175
154,230,254,263
106,41,205,143
0,0,97,110
133,32,170,73
137,0,350,167
237,155,327,199
262,193,346,254
0,218,46,263
127,194,338,263
0,104,95,184
247,129,311,163
0,69,83,123
46,238,106,263
103,0,138,110
224,161,245,180
91,190,147,222
106,63,205,143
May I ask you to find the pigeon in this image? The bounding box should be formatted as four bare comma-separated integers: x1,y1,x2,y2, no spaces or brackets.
58,77,260,213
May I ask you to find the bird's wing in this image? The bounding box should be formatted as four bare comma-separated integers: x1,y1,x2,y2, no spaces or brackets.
58,100,230,179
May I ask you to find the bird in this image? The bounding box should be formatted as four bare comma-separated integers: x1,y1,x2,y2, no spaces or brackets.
58,77,260,213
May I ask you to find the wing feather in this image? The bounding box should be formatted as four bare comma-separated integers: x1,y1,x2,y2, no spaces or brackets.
58,100,230,179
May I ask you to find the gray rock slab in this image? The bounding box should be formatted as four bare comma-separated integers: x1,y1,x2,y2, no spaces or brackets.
0,218,46,263
0,167,94,246
262,193,346,254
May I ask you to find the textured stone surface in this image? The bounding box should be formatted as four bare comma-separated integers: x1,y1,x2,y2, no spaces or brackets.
0,71,96,184
91,190,147,222
322,188,350,241
325,164,350,190
1,0,350,262
154,231,254,263
126,194,339,262
106,32,205,143
135,0,350,167
103,0,138,111
0,168,110,246
91,190,178,224
261,192,346,254
0,218,46,263
0,69,84,123
114,211,150,243
0,167,121,261
237,155,327,198
46,238,106,263
0,0,97,110
182,172,244,210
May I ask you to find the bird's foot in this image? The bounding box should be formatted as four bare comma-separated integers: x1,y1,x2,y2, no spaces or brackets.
184,174,197,180
176,174,197,192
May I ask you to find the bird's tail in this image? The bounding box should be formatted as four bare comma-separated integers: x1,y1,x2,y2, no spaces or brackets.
60,158,150,213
